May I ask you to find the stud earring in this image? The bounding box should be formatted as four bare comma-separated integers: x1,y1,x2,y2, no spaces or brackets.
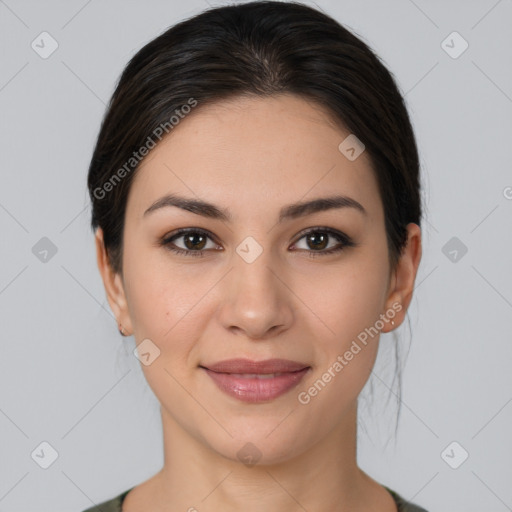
118,323,126,336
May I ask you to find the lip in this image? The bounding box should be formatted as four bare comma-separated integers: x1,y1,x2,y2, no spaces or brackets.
203,358,309,374
201,358,310,403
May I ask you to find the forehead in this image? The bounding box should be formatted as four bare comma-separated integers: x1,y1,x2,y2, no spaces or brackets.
127,94,382,223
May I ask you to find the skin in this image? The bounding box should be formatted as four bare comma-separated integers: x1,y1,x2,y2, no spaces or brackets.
95,93,422,512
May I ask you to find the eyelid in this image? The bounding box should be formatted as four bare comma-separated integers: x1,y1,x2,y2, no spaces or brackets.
162,226,218,240
291,225,348,244
160,227,221,249
289,226,354,254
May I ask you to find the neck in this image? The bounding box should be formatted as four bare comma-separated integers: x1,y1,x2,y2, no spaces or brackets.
151,402,373,512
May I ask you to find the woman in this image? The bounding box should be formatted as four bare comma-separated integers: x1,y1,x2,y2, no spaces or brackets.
84,1,426,510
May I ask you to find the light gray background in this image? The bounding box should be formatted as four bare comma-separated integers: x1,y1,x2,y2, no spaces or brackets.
1,0,511,511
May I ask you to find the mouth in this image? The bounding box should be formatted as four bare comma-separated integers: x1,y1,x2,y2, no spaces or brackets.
200,358,311,403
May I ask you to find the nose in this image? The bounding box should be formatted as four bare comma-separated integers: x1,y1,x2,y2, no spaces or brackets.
217,247,294,340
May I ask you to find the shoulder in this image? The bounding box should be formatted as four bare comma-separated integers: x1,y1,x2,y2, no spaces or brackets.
80,488,133,512
81,485,428,512
384,486,429,512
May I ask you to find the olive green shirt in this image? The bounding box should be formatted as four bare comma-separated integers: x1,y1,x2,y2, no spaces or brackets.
81,486,428,511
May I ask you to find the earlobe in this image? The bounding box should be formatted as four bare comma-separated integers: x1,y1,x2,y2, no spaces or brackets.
94,228,133,336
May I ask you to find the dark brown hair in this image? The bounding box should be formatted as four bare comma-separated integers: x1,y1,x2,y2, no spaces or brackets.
87,0,422,277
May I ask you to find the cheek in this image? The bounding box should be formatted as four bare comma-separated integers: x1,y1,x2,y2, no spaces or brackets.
295,269,387,420
300,256,389,346
124,241,190,331
296,250,389,404
123,244,217,369
122,255,207,404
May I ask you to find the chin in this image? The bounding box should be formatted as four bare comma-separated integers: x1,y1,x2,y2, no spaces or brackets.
203,422,312,468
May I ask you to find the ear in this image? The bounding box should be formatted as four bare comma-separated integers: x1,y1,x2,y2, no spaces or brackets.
95,228,133,336
382,223,422,332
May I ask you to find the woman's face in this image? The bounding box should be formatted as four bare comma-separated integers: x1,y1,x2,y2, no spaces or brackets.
98,93,419,464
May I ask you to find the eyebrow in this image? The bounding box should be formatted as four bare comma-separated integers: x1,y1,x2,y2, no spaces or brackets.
143,193,367,222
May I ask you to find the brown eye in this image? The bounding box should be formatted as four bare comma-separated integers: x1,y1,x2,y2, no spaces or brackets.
161,228,219,257
292,227,355,258
182,232,207,250
160,227,355,258
305,232,329,250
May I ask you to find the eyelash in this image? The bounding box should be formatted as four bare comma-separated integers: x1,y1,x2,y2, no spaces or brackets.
160,227,356,259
